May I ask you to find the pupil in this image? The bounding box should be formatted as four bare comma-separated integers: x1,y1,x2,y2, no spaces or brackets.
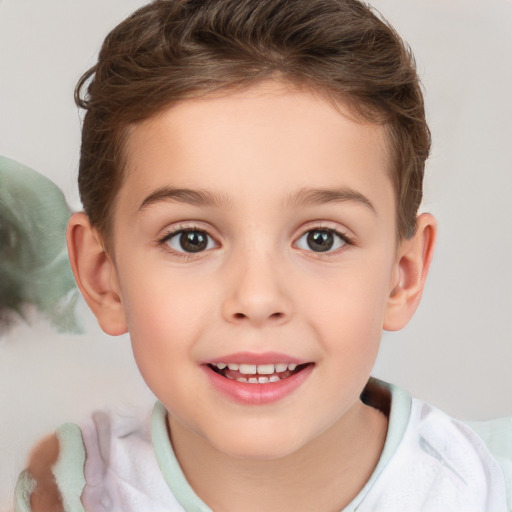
307,230,333,252
180,231,207,252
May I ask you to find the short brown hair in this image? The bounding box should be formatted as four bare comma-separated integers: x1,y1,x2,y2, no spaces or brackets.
76,0,430,242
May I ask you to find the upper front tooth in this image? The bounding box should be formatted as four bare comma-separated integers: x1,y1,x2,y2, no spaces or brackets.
257,364,275,375
239,364,257,374
226,362,299,374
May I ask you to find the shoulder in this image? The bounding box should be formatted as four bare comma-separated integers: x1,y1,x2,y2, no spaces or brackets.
409,399,512,480
364,382,510,511
402,398,510,510
406,398,502,476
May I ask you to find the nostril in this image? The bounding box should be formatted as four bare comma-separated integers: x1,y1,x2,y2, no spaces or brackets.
232,312,283,320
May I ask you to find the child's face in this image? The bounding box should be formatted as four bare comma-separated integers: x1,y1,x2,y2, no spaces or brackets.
110,81,401,459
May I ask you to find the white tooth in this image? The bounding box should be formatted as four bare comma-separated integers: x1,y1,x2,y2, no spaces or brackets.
269,376,280,383
275,364,288,373
257,377,269,384
248,377,258,384
257,364,275,375
239,364,257,375
216,363,227,369
225,374,234,380
228,363,239,371
288,363,297,371
237,377,248,383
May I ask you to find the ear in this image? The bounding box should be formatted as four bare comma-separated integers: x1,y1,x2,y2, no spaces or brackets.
66,212,128,336
384,213,437,331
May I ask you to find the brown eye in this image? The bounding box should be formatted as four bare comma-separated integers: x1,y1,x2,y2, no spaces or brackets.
296,229,346,253
166,229,214,253
307,230,333,252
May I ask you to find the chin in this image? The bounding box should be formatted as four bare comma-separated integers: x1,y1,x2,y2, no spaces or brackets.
206,426,306,461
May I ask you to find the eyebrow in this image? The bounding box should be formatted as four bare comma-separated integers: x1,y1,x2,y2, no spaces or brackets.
286,187,376,213
139,185,376,214
139,186,231,210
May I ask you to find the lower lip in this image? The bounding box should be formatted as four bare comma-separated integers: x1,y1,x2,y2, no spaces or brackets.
202,364,314,405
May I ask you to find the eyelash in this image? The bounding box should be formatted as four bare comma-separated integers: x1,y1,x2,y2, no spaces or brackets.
294,226,353,256
157,224,354,258
158,225,217,259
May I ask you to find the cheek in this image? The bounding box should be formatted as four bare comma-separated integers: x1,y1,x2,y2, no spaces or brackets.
118,272,204,374
125,293,203,418
121,261,208,331
307,267,392,328
301,260,393,363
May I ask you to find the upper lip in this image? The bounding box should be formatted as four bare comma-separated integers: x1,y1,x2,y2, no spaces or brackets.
203,352,308,365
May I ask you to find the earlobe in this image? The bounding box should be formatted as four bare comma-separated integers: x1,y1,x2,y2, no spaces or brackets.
384,213,437,331
66,212,128,336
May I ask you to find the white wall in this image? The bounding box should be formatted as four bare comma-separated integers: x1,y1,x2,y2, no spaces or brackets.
369,0,512,419
0,0,510,509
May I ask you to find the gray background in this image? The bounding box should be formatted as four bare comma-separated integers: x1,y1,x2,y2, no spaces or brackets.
1,0,511,509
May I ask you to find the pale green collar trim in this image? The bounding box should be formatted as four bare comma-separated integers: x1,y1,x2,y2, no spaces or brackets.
342,378,412,511
152,402,213,512
151,378,411,512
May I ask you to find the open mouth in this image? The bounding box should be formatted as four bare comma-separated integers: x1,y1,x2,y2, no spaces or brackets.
207,362,311,384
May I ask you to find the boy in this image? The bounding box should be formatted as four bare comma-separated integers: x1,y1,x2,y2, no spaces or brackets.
15,0,511,510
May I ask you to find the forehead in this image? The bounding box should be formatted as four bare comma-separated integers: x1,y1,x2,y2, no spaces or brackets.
119,81,394,218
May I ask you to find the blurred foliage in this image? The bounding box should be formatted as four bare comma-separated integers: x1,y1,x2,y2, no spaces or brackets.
0,155,82,334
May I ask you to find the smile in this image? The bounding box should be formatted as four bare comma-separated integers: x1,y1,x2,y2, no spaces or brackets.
208,362,306,384
203,356,314,404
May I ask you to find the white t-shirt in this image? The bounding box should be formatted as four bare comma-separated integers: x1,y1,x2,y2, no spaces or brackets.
15,379,512,512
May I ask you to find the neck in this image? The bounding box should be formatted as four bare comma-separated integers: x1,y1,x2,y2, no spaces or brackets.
169,401,388,512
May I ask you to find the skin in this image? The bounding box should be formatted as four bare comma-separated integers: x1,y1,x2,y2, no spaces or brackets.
67,81,436,512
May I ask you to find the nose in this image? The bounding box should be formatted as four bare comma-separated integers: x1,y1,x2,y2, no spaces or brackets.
221,251,293,327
